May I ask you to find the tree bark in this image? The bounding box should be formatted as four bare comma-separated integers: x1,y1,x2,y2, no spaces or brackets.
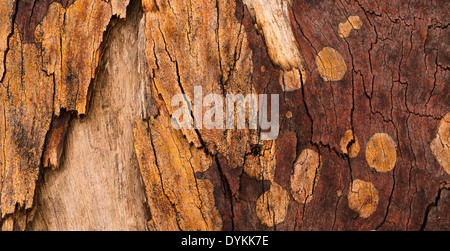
0,0,448,231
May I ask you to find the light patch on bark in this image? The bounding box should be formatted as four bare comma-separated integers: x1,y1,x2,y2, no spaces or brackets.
244,141,276,181
340,130,360,158
110,0,131,18
280,68,303,92
315,47,347,82
243,0,307,90
348,179,379,219
431,112,450,175
290,149,321,204
338,16,363,38
256,182,290,227
366,133,397,173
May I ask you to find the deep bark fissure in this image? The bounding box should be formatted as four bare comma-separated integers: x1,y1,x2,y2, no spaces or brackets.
420,187,442,231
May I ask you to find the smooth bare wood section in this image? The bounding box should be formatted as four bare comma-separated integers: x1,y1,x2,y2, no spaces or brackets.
0,0,448,231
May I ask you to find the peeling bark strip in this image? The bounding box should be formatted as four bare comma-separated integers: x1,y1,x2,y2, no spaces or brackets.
0,28,54,218
243,0,307,91
0,0,449,231
42,110,72,170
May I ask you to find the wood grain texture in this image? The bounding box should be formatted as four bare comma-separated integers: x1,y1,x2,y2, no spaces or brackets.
0,0,448,231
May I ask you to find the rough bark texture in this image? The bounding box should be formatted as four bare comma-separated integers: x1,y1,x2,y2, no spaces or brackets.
0,0,448,231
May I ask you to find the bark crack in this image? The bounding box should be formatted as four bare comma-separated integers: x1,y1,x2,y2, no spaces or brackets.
1,0,19,83
146,121,183,231
419,186,444,231
167,124,210,229
0,104,7,215
214,156,235,231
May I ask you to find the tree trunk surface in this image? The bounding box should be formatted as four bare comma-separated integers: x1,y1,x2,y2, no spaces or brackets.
0,0,448,231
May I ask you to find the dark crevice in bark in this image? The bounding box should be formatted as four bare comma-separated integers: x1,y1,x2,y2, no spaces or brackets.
376,167,396,230
213,156,235,231
342,29,358,182
146,121,183,231
1,0,19,83
41,109,73,170
419,187,443,231
215,0,225,96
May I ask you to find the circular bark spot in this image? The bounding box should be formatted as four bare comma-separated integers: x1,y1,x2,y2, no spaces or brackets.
286,111,293,119
348,179,379,219
338,16,363,38
366,133,397,173
315,47,347,82
338,21,353,38
348,16,363,29
256,182,290,227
